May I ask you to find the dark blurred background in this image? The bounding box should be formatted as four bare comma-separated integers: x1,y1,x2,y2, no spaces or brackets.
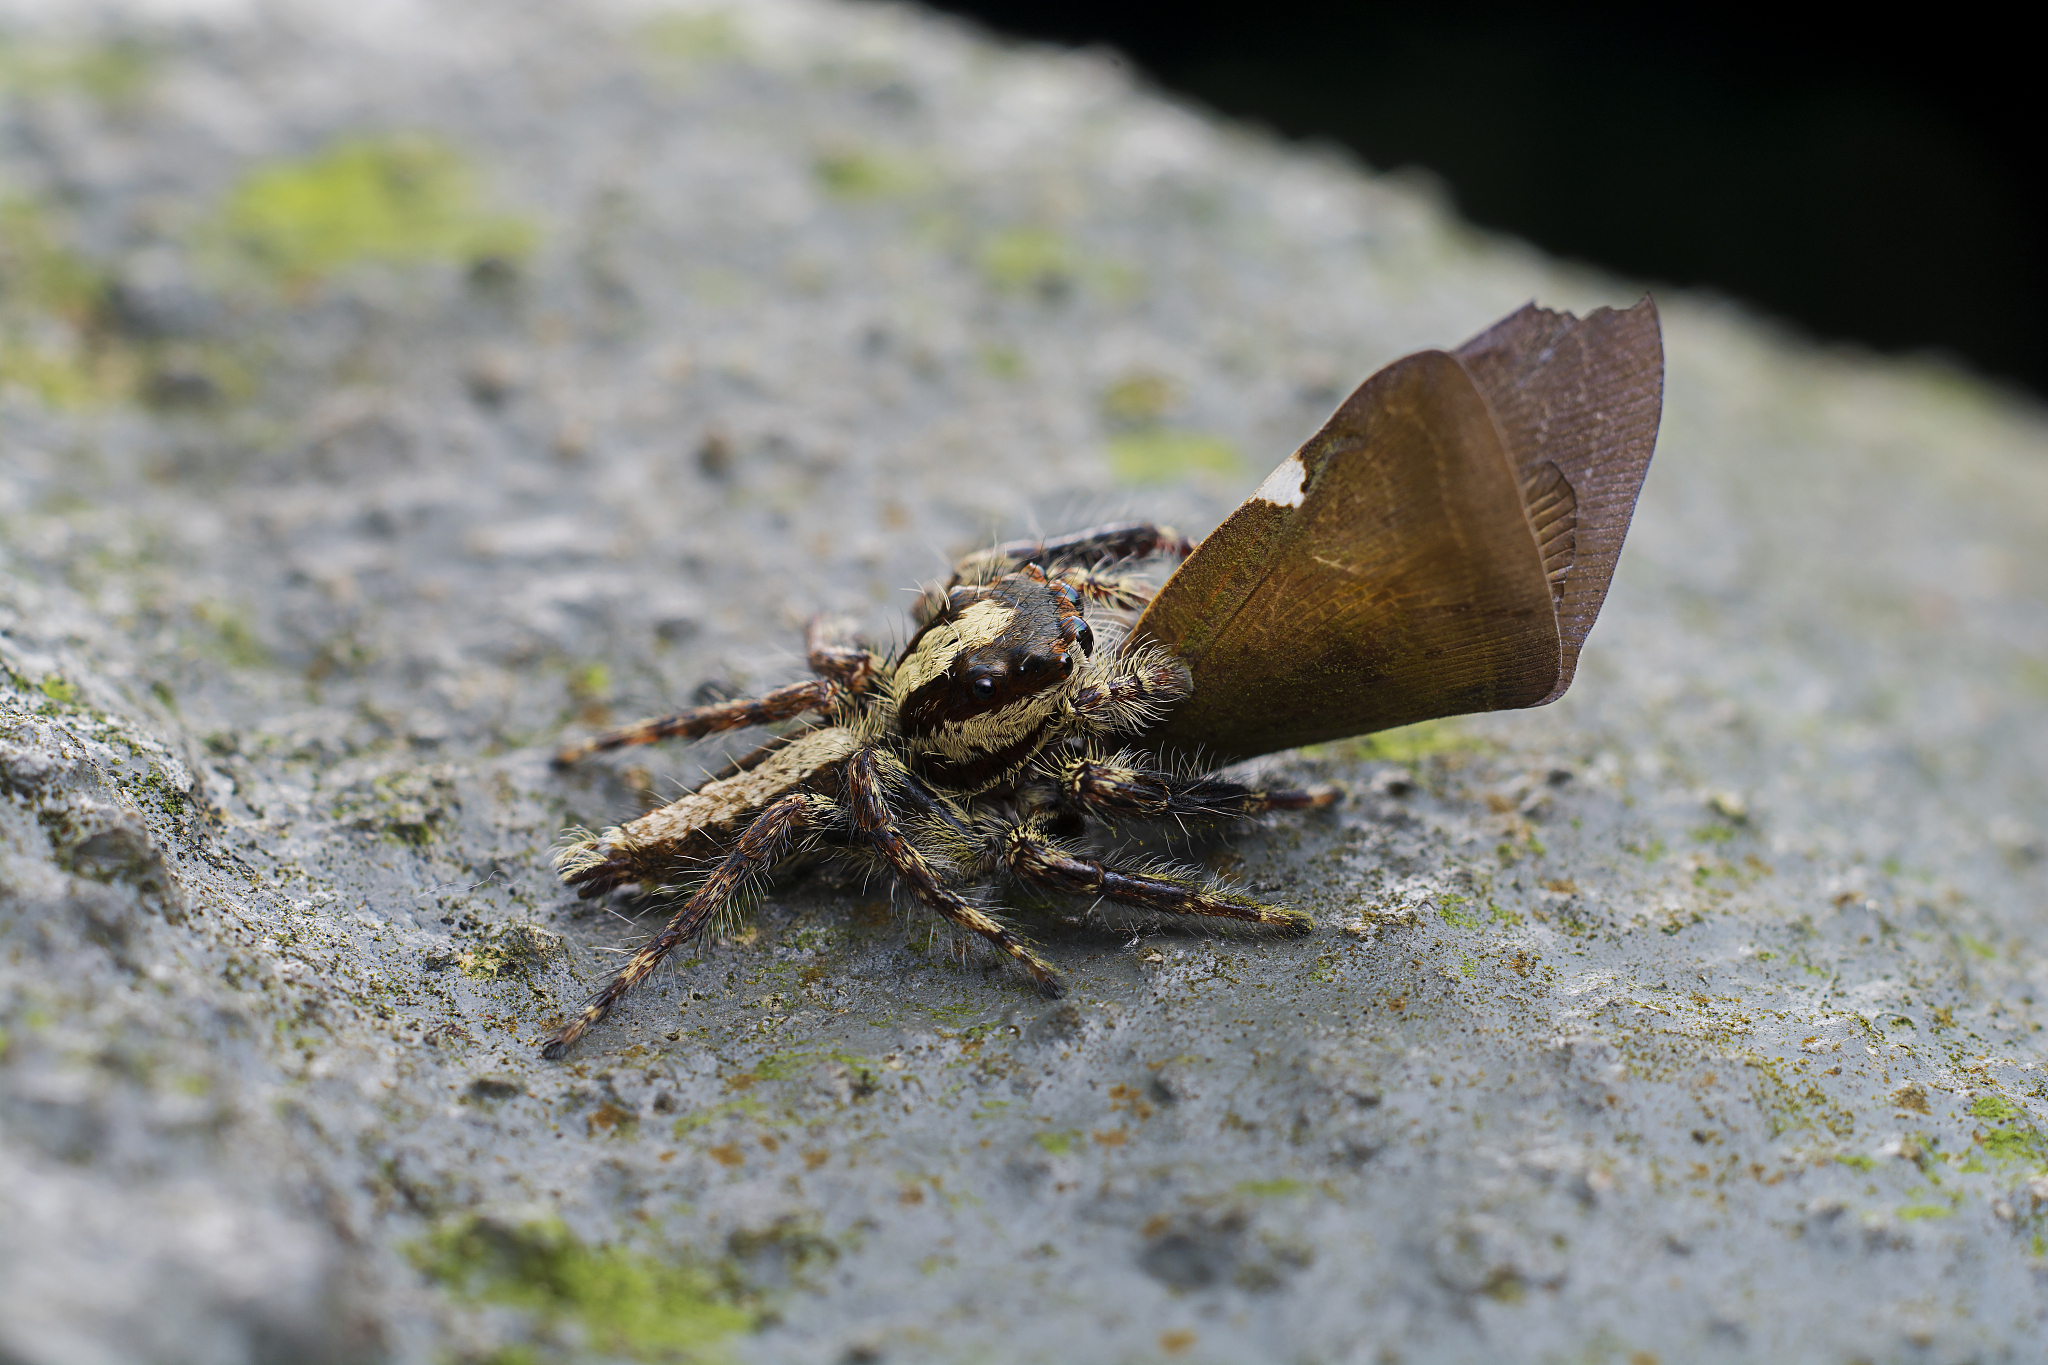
912,2,2046,399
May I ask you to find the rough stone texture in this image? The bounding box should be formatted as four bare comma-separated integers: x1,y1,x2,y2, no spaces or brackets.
3,2,2047,1362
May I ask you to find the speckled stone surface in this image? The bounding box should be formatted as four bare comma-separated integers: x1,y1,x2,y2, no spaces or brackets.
4,3,2048,1362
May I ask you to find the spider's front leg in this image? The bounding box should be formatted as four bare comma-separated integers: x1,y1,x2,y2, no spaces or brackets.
999,744,1332,937
1045,565,1165,614
553,678,841,767
1067,650,1342,819
542,791,837,1058
948,521,1194,587
806,613,884,692
1045,750,1339,824
991,816,1313,935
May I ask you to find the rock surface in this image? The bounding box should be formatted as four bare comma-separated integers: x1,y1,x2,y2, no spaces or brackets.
3,2,2047,1362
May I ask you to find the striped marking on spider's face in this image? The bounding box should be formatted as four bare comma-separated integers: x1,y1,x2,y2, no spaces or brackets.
892,567,1095,789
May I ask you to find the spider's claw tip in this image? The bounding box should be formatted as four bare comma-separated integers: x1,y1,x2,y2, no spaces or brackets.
1276,912,1316,939
540,1036,571,1061
1035,974,1068,1000
558,840,630,897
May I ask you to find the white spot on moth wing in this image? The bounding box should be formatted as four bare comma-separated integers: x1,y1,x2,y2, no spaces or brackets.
1251,453,1307,507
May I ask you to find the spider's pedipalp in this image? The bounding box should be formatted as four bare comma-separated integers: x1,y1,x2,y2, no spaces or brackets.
1071,643,1191,737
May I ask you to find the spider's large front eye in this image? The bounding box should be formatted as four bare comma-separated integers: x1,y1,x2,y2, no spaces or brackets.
1074,620,1095,656
969,674,998,701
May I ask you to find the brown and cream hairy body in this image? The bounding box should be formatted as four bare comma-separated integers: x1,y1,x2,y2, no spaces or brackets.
544,523,1333,1059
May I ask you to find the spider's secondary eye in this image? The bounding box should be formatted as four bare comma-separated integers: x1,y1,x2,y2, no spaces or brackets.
969,674,998,701
1074,621,1095,656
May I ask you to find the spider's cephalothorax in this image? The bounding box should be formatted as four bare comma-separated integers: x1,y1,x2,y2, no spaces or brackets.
892,565,1096,791
542,523,1333,1059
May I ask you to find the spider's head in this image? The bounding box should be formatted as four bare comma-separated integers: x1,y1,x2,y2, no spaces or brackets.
891,565,1094,783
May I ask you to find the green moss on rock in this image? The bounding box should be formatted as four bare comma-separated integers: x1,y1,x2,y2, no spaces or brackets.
813,149,928,200
0,196,129,407
410,1215,752,1361
336,769,460,845
0,35,154,102
637,10,744,66
1969,1095,2026,1123
208,134,536,285
1975,1108,2048,1169
458,924,562,982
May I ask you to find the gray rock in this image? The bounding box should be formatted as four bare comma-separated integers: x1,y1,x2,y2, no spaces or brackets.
2,1,2045,1362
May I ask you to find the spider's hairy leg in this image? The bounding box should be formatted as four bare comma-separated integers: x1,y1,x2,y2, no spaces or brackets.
805,614,883,693
1047,566,1162,613
1072,642,1192,737
1051,750,1339,822
996,820,1313,935
553,678,841,766
556,729,860,897
844,749,1065,998
948,521,1195,586
542,792,836,1059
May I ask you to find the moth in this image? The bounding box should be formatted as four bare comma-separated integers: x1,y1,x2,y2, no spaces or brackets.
1133,296,1665,760
542,299,1663,1058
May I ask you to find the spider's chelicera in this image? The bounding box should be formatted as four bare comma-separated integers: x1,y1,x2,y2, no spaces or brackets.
544,522,1332,1059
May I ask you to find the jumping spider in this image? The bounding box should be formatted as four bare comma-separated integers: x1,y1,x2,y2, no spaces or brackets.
544,522,1333,1058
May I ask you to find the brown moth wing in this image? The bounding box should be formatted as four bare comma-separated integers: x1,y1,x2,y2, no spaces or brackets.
1129,350,1561,762
1454,296,1664,703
